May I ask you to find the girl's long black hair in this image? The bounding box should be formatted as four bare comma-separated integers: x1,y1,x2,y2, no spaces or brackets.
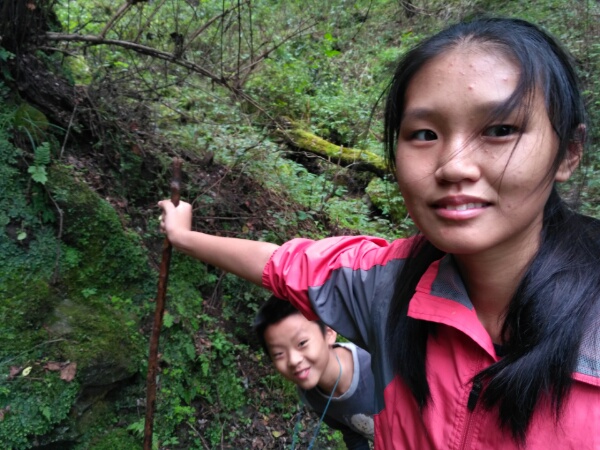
384,18,600,442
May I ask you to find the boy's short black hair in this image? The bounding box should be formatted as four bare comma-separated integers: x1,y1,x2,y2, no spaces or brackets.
253,296,326,357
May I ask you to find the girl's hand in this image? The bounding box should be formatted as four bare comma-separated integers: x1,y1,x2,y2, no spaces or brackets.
158,199,192,247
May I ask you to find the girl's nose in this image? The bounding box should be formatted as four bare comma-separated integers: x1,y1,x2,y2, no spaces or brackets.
434,138,481,184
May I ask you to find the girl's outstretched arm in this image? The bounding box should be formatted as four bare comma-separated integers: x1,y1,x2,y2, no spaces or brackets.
158,199,280,286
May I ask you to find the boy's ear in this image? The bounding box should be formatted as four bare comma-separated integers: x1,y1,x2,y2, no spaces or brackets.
555,124,584,182
325,326,337,345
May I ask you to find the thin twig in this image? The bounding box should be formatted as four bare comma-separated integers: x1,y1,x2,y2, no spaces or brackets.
100,1,134,38
0,339,66,367
60,100,78,159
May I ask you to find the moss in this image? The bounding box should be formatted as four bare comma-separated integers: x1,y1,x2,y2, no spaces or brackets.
0,372,80,449
285,125,387,174
1,157,150,448
86,428,142,450
13,103,49,140
0,275,58,357
46,165,151,295
47,298,142,383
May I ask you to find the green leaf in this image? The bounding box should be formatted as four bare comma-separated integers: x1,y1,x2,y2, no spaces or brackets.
28,165,48,184
17,231,27,240
163,311,174,328
41,406,52,421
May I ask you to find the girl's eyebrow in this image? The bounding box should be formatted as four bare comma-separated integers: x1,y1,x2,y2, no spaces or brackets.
402,100,510,122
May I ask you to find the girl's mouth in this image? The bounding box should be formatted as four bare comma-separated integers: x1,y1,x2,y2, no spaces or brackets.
441,202,487,211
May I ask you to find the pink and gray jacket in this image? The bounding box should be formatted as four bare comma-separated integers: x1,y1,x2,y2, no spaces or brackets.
262,236,600,449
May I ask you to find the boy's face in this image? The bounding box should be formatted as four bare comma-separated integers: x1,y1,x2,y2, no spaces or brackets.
263,313,336,391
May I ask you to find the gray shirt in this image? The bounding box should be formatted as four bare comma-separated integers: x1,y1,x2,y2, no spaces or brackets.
299,342,374,449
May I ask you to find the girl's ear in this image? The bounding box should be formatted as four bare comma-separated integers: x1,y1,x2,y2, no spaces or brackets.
325,326,337,345
555,124,584,182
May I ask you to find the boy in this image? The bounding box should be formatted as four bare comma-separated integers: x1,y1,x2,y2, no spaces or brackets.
253,296,374,450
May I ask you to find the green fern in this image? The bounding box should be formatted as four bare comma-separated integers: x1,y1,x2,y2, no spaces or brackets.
34,142,51,166
27,142,51,184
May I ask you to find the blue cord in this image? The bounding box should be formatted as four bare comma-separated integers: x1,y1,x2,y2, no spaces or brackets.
290,352,342,449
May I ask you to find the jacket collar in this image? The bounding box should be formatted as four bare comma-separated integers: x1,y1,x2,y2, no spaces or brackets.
407,254,600,386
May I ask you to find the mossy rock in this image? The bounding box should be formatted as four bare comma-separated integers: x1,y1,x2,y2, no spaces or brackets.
13,103,49,140
46,165,152,294
0,275,58,356
46,298,141,386
0,161,150,448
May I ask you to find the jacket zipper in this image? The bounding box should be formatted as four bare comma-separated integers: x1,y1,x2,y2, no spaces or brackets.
459,379,483,449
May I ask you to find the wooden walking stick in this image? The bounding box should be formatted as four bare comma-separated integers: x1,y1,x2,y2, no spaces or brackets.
143,157,182,450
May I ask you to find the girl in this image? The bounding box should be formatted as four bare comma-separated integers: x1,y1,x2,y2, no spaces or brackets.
159,18,600,449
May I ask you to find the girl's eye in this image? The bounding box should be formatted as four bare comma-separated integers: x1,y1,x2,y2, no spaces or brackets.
411,129,437,141
299,340,308,348
483,125,518,137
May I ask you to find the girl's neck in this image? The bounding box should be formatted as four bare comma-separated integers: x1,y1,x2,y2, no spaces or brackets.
454,242,538,343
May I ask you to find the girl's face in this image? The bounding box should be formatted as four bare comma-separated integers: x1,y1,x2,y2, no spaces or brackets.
395,45,576,260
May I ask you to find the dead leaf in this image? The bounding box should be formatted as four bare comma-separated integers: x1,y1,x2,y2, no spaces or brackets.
0,405,10,421
60,362,77,382
8,366,22,380
44,361,62,372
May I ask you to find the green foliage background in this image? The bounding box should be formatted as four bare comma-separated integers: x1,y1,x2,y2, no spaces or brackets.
1,0,599,448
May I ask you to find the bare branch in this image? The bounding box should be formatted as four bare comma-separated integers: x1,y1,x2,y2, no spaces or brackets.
181,0,250,54
44,32,279,124
100,1,135,39
133,0,167,43
235,20,318,87
46,32,222,82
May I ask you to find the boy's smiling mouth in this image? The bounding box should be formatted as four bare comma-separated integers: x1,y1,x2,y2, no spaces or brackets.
294,368,310,380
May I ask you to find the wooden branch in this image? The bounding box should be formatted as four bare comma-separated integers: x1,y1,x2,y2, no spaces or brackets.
144,157,182,450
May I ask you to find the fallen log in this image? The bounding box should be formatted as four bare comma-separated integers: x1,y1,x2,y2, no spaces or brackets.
279,121,389,177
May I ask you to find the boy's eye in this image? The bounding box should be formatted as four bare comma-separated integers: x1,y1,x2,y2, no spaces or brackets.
483,125,518,137
411,129,437,141
299,340,308,348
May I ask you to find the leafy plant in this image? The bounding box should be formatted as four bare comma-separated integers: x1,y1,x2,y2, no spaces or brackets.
27,142,52,185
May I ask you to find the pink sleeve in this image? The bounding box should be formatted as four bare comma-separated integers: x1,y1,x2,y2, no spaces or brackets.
262,235,398,321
